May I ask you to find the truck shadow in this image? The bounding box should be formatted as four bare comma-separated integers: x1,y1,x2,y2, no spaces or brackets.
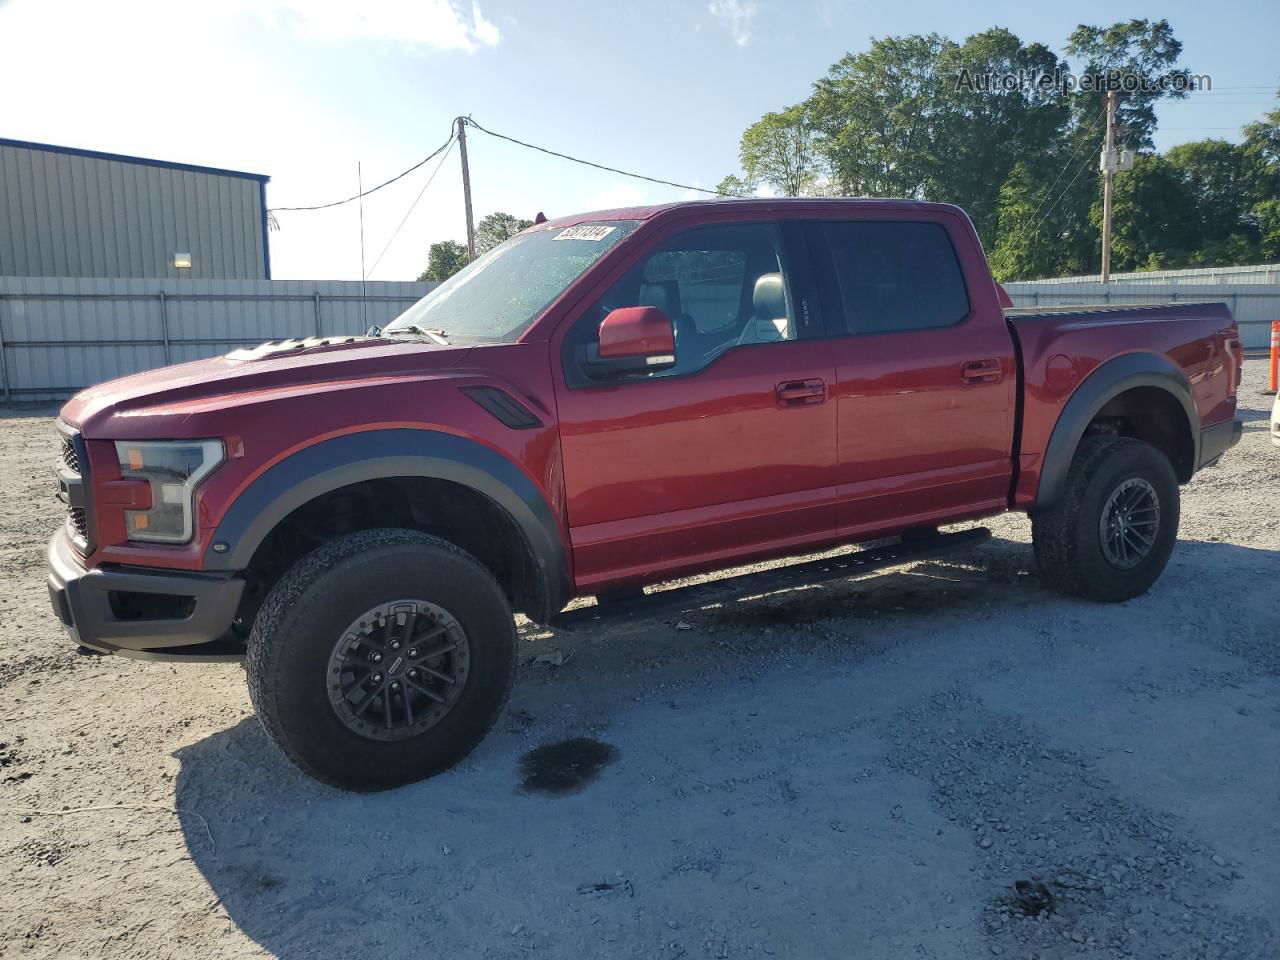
169,536,1280,959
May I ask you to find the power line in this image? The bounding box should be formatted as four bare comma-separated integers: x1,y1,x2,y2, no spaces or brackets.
1026,151,1097,245
462,118,739,197
367,135,457,279
1015,109,1106,244
269,126,456,213
1163,98,1279,105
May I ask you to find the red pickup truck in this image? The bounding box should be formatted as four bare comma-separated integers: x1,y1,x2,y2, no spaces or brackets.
48,199,1243,790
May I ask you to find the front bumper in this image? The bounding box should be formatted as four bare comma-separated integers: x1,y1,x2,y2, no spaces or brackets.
47,532,245,661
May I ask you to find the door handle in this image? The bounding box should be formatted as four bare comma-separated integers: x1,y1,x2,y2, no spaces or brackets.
961,359,1002,385
776,378,826,406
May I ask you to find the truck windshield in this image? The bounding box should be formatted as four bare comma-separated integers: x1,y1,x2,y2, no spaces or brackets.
385,220,639,344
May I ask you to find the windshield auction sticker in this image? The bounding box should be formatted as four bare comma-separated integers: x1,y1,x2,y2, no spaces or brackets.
552,225,616,242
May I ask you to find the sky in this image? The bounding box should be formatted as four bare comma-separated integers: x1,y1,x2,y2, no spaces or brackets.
1,0,1277,281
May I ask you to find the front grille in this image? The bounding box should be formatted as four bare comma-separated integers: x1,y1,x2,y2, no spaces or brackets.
56,424,93,552
61,437,80,473
69,506,88,540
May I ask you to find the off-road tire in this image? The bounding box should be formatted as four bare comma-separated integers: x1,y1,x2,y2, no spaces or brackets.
246,528,516,791
1032,436,1179,602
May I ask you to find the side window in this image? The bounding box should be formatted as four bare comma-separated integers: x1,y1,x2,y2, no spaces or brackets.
644,248,748,334
824,221,970,335
569,222,796,382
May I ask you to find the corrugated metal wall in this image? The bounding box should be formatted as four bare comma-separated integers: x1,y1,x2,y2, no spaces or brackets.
0,276,435,400
1013,263,1280,286
1003,280,1278,350
0,140,268,280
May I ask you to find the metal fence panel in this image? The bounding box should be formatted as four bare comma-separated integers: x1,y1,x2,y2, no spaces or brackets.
1013,263,1280,285
1004,280,1278,350
0,275,435,400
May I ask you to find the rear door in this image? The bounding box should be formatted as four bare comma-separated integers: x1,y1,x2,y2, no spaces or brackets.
809,211,1016,535
551,218,838,591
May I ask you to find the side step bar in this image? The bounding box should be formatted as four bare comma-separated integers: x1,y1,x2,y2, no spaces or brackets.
550,527,991,630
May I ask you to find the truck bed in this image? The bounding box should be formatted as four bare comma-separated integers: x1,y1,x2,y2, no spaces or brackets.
1003,299,1240,510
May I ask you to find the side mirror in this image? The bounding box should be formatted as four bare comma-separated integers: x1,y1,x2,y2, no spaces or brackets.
586,306,676,375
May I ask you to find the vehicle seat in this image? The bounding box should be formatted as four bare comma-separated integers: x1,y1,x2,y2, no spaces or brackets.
638,280,682,320
737,273,790,345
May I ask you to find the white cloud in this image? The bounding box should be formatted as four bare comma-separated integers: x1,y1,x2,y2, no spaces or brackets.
708,0,758,47
252,0,501,53
0,0,462,280
471,3,501,47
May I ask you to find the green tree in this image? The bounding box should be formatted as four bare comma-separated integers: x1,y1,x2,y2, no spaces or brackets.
807,34,952,200
417,240,469,282
1090,153,1196,272
1064,19,1190,150
935,28,1071,240
714,174,755,198
475,211,533,255
739,104,824,196
1255,199,1280,261
1241,98,1280,181
801,29,1072,240
725,19,1280,278
1165,140,1260,262
982,19,1192,277
989,162,1070,281
1242,97,1280,258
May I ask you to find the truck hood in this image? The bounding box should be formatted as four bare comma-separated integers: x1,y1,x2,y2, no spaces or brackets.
61,336,474,437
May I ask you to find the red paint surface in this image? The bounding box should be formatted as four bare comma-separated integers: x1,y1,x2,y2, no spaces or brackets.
597,306,675,359
58,199,1240,601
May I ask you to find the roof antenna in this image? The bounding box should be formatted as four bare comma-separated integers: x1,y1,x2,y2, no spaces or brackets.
534,211,547,224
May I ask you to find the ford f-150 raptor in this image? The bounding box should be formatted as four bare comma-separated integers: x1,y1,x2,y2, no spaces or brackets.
47,199,1244,789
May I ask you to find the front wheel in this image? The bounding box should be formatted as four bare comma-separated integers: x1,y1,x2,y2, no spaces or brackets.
246,529,516,791
1032,436,1180,602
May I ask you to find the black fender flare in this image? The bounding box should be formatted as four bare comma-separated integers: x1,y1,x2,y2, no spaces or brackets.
1033,352,1199,512
202,429,570,618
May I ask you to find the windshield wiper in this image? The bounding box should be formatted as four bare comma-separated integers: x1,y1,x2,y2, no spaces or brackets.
388,324,450,345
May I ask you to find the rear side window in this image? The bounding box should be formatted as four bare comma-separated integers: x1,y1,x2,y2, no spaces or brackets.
823,221,970,334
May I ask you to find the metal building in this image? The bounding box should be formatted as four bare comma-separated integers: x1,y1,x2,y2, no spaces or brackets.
0,138,270,280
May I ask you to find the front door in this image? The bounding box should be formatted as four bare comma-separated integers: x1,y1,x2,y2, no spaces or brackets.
552,219,838,592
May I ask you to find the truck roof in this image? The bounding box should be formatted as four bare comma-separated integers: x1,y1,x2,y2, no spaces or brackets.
541,197,963,229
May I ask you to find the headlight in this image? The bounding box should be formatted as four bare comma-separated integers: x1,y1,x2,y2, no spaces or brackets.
114,440,225,543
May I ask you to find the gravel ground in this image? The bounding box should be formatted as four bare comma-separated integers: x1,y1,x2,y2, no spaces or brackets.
1,361,1277,960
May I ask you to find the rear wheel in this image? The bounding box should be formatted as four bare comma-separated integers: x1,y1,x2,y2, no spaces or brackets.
246,528,516,791
1032,436,1179,602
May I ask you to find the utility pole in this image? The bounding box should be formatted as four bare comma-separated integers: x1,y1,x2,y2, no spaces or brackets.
457,117,476,261
357,161,367,331
1100,90,1117,284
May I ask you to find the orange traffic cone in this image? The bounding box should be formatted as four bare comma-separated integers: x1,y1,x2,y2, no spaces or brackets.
1269,320,1279,395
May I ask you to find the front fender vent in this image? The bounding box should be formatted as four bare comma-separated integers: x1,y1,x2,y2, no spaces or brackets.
460,386,543,430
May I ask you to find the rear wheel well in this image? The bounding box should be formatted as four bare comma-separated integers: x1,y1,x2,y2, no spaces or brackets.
232,477,542,639
1085,386,1194,482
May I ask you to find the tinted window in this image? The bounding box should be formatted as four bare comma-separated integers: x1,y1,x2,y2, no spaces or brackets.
569,222,795,381
824,221,969,334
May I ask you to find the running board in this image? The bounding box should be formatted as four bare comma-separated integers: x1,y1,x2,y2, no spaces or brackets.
550,527,991,630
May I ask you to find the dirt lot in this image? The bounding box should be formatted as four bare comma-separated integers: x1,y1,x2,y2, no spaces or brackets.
1,361,1277,960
